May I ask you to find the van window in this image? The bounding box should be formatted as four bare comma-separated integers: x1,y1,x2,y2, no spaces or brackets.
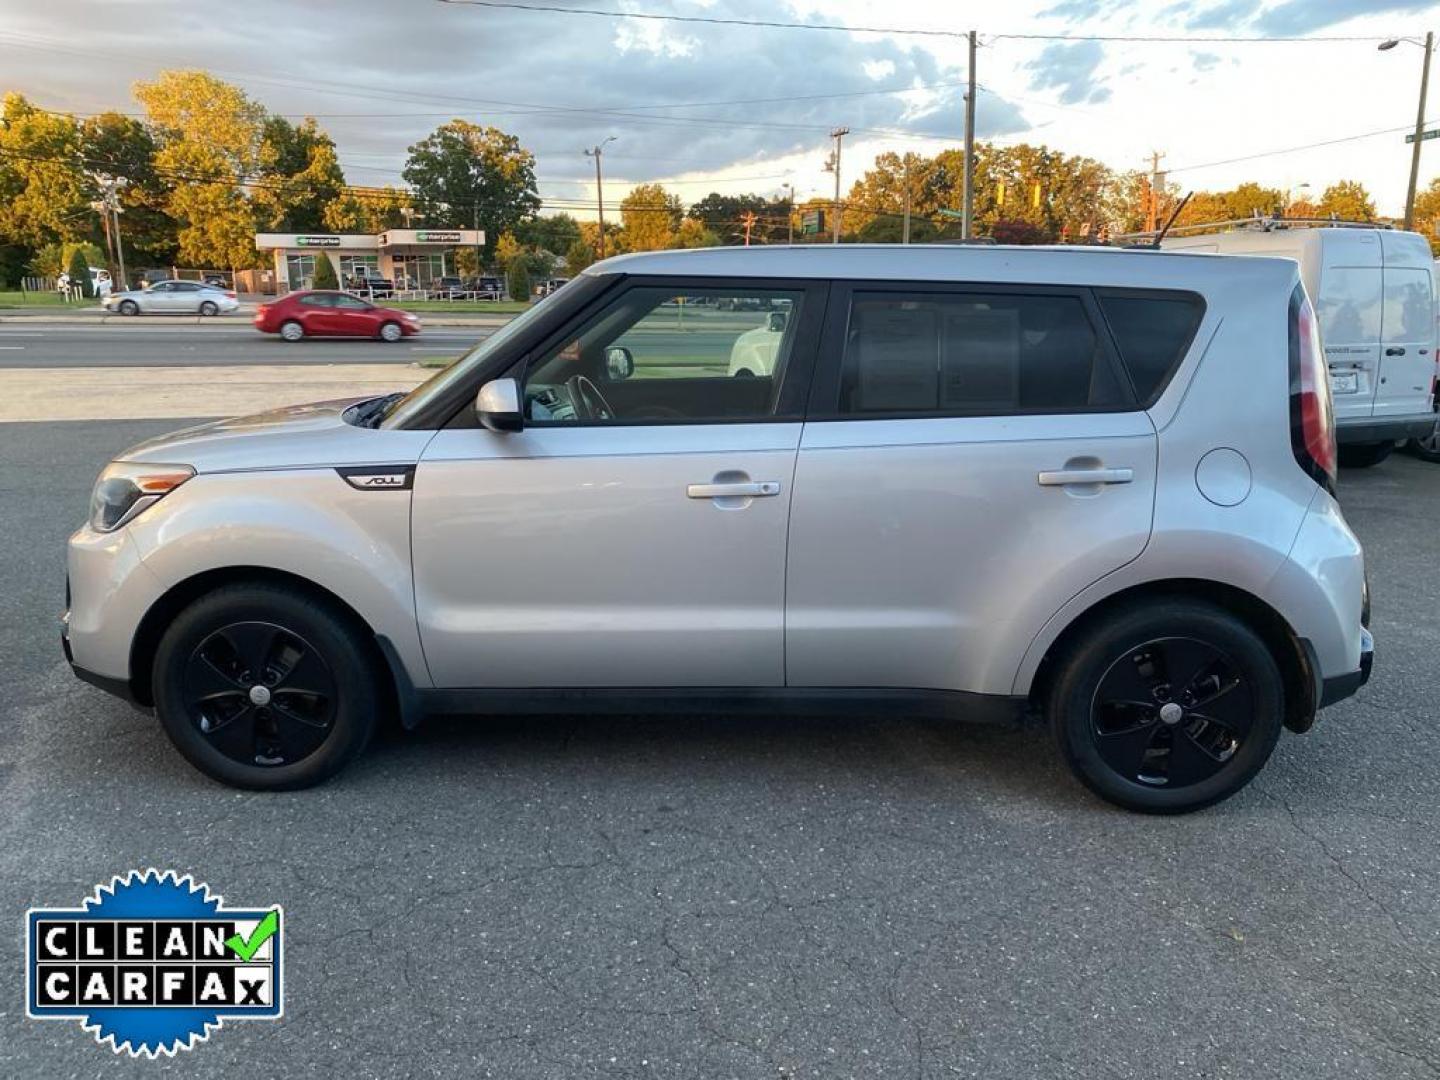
1096,290,1205,405
1382,268,1434,341
1315,267,1382,345
838,291,1123,415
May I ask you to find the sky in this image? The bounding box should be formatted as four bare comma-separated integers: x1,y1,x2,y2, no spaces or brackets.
2,0,1439,223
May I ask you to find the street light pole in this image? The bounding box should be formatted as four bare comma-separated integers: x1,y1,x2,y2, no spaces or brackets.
585,137,615,259
829,127,849,244
1408,32,1433,230
962,30,977,240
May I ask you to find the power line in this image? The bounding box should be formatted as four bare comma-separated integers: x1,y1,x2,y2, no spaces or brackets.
1166,120,1439,174
432,0,1396,43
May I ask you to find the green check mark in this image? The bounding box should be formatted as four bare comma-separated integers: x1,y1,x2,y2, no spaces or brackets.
225,910,279,962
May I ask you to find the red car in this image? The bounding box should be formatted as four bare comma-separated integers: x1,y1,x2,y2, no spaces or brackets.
254,290,422,342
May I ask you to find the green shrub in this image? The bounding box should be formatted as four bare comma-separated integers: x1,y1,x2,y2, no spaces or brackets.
311,254,339,290
505,259,531,303
67,247,93,298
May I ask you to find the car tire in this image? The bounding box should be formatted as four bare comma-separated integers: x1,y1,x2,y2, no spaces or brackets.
1047,599,1284,814
732,369,755,378
279,320,304,342
379,321,403,342
119,300,139,316
199,301,218,317
152,582,381,790
1338,441,1395,468
1407,417,1440,462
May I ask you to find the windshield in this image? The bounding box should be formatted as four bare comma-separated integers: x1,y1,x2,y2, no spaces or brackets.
380,276,604,428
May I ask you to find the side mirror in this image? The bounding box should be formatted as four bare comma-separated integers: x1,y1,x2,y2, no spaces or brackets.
605,345,635,381
768,312,787,333
475,377,523,432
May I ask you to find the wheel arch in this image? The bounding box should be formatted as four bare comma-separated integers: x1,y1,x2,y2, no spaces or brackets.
127,566,404,724
1026,578,1317,734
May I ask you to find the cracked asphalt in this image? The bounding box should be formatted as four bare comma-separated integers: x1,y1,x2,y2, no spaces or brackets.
2,420,1437,1079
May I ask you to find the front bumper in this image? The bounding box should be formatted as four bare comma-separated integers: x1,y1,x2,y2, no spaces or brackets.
1335,413,1436,444
1318,627,1374,707
61,583,141,705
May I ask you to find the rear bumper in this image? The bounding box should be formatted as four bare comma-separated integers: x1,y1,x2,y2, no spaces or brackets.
1335,412,1436,444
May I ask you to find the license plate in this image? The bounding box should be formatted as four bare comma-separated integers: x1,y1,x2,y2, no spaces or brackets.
1330,371,1359,394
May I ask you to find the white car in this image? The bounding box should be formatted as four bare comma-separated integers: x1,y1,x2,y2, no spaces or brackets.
103,280,240,316
64,245,1370,812
727,311,788,377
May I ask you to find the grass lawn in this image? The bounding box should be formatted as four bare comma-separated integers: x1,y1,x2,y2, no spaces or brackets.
0,291,94,309
396,300,531,314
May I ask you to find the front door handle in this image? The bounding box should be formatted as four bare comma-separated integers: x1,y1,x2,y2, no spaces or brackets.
687,481,781,499
1037,467,1134,487
1386,346,1406,356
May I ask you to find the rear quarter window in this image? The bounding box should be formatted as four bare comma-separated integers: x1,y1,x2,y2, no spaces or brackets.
1096,290,1205,405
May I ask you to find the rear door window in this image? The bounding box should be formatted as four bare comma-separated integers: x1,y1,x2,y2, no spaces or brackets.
1096,290,1205,405
835,289,1126,416
1382,267,1434,341
1315,267,1382,345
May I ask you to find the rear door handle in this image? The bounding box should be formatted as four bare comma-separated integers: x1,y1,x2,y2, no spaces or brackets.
687,481,781,498
1037,467,1134,486
1386,347,1406,356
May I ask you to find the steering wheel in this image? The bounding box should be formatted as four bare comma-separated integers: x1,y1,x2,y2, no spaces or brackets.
565,374,616,421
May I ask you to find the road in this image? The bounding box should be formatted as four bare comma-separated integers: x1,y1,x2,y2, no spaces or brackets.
3,421,1438,1079
0,323,487,367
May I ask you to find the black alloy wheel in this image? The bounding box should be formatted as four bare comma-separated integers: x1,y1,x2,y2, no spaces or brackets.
1090,637,1250,789
182,621,336,768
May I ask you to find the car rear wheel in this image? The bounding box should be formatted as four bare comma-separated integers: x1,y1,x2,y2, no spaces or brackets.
118,300,139,316
152,583,381,790
1338,441,1394,468
198,301,219,317
1408,418,1440,463
1048,600,1284,814
379,321,403,342
279,320,304,342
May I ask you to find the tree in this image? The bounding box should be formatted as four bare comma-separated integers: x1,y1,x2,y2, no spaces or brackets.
402,121,539,258
252,116,346,232
620,183,682,251
687,191,791,244
516,213,581,256
80,111,176,266
1317,180,1376,223
133,71,268,269
323,186,410,233
0,93,92,249
311,252,338,289
1412,178,1440,254
564,236,596,276
505,258,531,303
66,246,92,297
673,218,720,248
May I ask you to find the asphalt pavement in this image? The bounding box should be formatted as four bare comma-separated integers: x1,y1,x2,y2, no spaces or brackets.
2,420,1438,1079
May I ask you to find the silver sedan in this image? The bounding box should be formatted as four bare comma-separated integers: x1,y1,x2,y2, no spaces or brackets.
102,280,240,316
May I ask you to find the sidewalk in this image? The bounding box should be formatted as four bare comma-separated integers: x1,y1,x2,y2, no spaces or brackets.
0,364,429,422
0,305,514,328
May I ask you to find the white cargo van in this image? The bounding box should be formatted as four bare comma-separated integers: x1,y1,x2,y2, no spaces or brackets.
1163,225,1437,466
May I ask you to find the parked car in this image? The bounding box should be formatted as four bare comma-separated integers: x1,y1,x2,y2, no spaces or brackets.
430,276,469,299
64,245,1370,811
345,269,394,298
1163,224,1437,467
253,290,421,341
102,280,239,316
202,274,228,289
473,275,504,300
532,277,569,300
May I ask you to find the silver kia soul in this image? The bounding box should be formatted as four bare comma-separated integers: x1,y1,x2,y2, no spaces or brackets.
64,246,1373,813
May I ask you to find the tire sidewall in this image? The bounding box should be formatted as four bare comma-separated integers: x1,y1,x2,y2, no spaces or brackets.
280,320,303,341
120,300,138,316
152,585,379,790
1050,602,1284,814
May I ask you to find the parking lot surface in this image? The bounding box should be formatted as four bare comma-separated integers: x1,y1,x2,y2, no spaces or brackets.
2,419,1437,1078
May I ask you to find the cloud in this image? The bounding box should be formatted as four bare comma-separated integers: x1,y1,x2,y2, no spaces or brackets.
1256,0,1434,35
1026,40,1111,106
1037,0,1128,20
1192,51,1222,72
0,0,1031,199
1184,0,1261,30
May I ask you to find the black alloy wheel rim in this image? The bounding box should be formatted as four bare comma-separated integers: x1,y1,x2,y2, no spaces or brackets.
1090,637,1252,789
182,621,336,767
1419,419,1440,455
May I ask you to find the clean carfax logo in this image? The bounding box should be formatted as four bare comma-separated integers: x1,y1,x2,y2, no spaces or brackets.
26,870,283,1057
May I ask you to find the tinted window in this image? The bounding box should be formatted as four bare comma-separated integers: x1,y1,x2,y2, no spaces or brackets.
299,294,334,308
838,292,1121,415
1382,267,1433,340
1097,291,1205,404
173,282,201,292
333,294,370,310
524,287,807,424
1316,266,1382,345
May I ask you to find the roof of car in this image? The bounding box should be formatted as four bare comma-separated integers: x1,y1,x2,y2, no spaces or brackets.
581,243,1300,291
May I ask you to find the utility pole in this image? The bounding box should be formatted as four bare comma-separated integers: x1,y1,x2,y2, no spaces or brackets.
902,156,912,244
827,127,850,244
741,210,757,246
1145,151,1167,233
782,182,795,244
962,30,977,240
584,137,616,258
1407,32,1434,229
93,174,128,288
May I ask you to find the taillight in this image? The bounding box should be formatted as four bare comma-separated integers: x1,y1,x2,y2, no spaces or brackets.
225,290,237,299
1289,284,1337,494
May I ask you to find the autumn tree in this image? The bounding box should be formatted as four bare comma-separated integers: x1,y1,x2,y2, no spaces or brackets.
80,110,175,266
687,191,791,244
673,217,720,248
620,183,682,251
252,116,346,231
0,93,92,248
1412,178,1440,254
134,71,267,269
1317,180,1377,222
402,121,539,259
516,213,581,257
323,186,410,233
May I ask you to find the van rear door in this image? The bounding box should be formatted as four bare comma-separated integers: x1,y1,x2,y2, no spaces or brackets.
1313,232,1383,422
1376,231,1437,421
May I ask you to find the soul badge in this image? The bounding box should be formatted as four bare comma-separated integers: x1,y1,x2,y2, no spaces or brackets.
26,869,283,1056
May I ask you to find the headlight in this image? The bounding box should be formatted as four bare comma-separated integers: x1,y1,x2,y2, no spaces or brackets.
89,462,194,532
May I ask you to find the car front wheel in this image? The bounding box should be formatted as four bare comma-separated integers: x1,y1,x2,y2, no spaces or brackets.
118,300,139,316
152,583,381,790
1048,599,1283,814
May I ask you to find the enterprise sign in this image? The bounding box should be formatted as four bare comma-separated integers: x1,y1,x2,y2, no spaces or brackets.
294,236,341,247
415,231,463,243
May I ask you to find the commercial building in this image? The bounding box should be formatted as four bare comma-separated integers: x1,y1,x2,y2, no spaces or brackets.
253,229,486,293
